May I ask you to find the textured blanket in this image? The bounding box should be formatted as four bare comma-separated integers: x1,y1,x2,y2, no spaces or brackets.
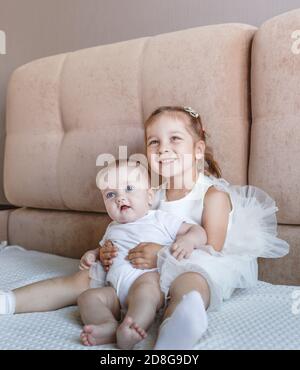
0,245,299,350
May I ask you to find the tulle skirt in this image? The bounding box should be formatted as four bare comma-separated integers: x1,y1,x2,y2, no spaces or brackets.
157,247,258,311
157,177,289,310
206,177,290,258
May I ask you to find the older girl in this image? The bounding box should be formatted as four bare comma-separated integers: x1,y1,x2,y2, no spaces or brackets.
100,106,289,350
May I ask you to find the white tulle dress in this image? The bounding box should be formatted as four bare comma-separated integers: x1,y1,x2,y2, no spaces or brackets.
153,172,289,311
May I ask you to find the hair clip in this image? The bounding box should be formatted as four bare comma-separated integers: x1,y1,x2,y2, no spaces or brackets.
183,106,199,118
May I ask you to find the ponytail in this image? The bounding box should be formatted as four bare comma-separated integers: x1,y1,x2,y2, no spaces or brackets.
204,147,222,178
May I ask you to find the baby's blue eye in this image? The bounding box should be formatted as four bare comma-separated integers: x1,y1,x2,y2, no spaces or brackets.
171,136,181,141
126,185,134,192
148,139,159,146
106,192,116,199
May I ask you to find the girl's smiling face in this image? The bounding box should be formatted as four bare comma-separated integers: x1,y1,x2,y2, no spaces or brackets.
146,114,205,184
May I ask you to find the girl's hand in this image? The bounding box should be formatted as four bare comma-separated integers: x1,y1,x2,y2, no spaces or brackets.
171,236,194,261
127,242,162,269
79,248,99,270
99,240,118,272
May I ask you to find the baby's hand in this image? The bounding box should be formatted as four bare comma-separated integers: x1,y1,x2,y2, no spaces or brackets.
99,240,118,272
79,249,99,270
171,237,194,261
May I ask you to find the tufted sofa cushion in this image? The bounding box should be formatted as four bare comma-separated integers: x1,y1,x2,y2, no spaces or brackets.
3,24,256,257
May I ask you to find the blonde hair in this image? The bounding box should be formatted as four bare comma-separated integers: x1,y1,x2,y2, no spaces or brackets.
96,159,150,190
145,106,221,178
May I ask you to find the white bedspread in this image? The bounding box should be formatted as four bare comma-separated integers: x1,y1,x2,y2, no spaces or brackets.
0,245,299,350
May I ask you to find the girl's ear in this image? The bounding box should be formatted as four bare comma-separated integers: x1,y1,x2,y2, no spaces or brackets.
195,140,205,159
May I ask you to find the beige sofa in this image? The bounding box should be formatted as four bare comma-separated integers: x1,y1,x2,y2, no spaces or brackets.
1,8,300,289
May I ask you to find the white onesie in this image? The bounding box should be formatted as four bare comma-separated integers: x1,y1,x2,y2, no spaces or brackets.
89,210,185,307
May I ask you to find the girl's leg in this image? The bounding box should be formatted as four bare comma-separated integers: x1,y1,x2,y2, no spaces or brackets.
163,271,210,320
116,272,164,350
154,272,210,350
1,270,91,314
78,287,121,346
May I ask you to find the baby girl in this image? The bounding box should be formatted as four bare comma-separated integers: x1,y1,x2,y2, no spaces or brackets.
0,158,207,350
78,158,208,348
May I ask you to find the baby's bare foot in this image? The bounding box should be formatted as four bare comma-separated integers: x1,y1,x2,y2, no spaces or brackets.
116,316,147,349
80,321,118,346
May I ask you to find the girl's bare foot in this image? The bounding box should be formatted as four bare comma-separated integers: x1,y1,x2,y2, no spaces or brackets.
80,321,118,346
116,316,147,349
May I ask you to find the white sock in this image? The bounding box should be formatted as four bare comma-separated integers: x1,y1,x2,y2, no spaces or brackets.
154,290,208,350
0,290,16,315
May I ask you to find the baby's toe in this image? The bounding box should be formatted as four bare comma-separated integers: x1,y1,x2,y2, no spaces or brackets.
124,316,134,327
80,332,86,340
83,325,93,334
138,328,147,338
132,323,147,338
81,334,90,346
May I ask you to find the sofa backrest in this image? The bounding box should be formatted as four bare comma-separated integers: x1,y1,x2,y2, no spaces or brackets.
4,23,255,258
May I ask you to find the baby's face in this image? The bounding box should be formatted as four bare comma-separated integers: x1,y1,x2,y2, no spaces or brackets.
100,165,153,224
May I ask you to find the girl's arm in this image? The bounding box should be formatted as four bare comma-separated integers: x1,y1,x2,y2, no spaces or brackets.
202,186,232,252
176,223,207,246
171,186,232,259
171,223,207,260
127,187,232,266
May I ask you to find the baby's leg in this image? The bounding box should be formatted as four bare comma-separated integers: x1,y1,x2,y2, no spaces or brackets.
154,272,210,350
117,271,164,350
78,287,120,346
0,270,90,314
